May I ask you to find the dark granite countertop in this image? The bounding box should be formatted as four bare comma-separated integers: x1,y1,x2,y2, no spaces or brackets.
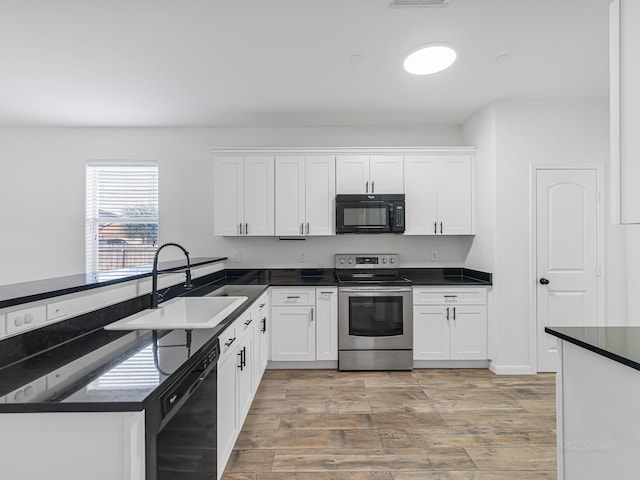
0,257,227,309
0,282,267,412
225,267,492,286
401,268,492,285
545,326,640,372
226,268,338,286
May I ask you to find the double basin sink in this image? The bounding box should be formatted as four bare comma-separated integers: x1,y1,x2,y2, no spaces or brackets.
105,285,264,331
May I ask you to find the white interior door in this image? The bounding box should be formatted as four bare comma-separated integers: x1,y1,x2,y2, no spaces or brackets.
536,168,599,372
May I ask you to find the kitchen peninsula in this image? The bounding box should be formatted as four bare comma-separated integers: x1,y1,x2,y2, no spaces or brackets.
545,326,640,480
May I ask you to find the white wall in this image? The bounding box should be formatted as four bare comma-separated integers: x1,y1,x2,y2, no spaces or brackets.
463,99,627,372
462,104,499,361
0,125,465,286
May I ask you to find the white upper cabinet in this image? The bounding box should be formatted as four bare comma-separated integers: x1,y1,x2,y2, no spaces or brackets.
275,155,335,236
611,0,640,223
404,155,473,235
336,155,403,194
214,156,275,236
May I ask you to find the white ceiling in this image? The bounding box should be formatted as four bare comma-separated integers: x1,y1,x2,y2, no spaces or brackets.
0,0,611,128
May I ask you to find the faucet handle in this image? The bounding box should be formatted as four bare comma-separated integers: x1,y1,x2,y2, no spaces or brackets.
157,287,171,303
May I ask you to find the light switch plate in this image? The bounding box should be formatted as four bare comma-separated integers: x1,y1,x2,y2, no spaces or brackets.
47,301,69,321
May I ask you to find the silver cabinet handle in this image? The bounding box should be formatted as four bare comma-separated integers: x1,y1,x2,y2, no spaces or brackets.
300,223,303,235
434,222,437,234
287,295,300,299
239,223,243,235
440,222,443,234
453,307,456,321
310,309,314,322
306,222,309,235
245,223,248,235
446,307,450,321
365,181,369,193
372,181,375,193
320,291,334,295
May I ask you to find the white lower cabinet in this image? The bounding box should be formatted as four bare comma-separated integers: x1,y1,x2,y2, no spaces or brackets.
315,288,338,361
270,287,338,362
413,287,488,361
271,305,316,361
217,291,269,479
252,295,270,388
217,347,239,472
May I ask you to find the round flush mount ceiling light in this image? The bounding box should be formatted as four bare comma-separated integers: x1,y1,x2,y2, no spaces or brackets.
403,44,457,75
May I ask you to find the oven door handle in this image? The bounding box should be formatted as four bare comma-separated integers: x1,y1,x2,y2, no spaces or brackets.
339,287,412,293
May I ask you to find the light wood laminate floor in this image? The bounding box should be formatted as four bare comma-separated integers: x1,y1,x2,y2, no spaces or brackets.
222,369,556,479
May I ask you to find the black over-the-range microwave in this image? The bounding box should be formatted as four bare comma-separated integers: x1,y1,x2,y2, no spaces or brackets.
335,194,405,234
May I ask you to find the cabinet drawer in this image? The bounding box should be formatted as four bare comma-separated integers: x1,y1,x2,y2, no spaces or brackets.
413,287,487,305
249,292,269,318
218,324,239,363
271,288,315,306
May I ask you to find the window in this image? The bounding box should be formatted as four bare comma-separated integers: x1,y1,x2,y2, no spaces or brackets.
86,161,159,273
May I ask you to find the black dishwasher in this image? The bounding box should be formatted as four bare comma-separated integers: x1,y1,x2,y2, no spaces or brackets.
147,335,220,480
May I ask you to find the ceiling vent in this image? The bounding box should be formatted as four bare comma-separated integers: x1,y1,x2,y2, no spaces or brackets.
389,0,449,7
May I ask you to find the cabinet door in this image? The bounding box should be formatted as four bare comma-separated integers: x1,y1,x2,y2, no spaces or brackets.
437,156,473,235
214,157,244,236
413,306,449,360
305,156,336,235
369,156,404,194
450,305,487,360
217,352,238,469
336,155,369,194
236,333,254,426
612,0,640,223
275,157,306,236
271,306,316,361
315,288,338,361
258,312,269,373
404,156,438,235
244,156,275,236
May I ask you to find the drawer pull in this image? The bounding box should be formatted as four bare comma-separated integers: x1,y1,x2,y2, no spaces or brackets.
224,337,236,348
444,295,458,298
286,296,300,299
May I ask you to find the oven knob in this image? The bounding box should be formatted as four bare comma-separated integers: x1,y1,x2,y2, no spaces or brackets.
348,258,353,264
390,258,396,264
382,258,388,264
339,258,345,265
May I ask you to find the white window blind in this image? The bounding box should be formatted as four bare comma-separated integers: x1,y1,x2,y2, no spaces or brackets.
86,161,159,273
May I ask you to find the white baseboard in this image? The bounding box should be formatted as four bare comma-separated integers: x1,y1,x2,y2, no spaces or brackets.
413,360,489,369
267,360,338,370
489,361,537,375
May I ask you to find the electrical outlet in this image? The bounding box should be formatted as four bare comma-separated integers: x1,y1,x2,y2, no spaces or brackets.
234,252,241,262
299,252,306,262
430,250,439,261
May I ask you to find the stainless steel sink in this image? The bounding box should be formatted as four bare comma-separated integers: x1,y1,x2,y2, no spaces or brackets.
104,296,248,331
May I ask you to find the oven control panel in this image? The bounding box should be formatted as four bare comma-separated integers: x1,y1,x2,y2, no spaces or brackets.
335,254,398,269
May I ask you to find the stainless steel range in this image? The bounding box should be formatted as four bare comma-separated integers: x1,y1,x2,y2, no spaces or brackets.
336,254,413,371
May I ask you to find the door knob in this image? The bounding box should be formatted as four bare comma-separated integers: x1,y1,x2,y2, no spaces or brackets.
539,278,550,285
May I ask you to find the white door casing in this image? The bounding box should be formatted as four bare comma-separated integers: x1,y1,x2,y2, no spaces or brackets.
535,168,600,372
